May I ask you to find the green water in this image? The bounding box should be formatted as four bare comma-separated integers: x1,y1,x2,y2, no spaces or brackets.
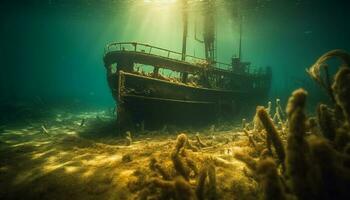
1,0,349,122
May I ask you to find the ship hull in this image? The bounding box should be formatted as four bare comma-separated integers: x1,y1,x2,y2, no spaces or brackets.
115,71,261,130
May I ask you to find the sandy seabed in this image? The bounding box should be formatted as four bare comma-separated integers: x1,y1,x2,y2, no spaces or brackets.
0,109,255,200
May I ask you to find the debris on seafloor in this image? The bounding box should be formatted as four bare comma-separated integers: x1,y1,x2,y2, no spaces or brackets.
41,124,49,135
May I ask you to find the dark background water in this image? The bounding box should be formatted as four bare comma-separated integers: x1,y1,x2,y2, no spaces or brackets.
1,0,349,116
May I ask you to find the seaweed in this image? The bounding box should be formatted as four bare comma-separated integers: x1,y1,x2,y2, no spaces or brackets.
306,117,318,135
234,151,258,171
253,106,265,132
260,148,272,160
333,67,350,124
195,166,208,200
174,133,188,154
317,104,337,140
149,157,172,180
174,176,197,200
257,107,286,170
256,158,286,200
243,129,257,151
207,163,217,200
285,88,317,200
306,49,350,101
171,145,191,181
308,136,350,199
150,177,174,189
142,133,221,200
334,125,350,152
185,156,199,177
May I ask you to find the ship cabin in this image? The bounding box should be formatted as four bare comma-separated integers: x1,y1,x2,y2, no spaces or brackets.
104,42,271,97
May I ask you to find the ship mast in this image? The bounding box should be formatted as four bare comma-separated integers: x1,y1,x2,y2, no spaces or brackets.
181,0,189,83
181,0,188,61
193,0,216,64
203,0,216,64
238,15,242,60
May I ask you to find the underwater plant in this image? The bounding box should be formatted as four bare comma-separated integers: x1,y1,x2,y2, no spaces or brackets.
171,134,192,181
308,136,350,199
317,104,337,140
134,133,222,200
306,49,350,102
235,50,350,200
257,107,286,170
195,165,208,200
256,158,286,200
332,67,350,124
234,151,257,171
285,88,317,200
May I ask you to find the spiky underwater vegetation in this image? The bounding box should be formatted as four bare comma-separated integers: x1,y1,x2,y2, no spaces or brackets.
1,50,350,199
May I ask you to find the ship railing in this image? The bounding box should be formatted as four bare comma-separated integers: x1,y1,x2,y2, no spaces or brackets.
105,42,232,70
